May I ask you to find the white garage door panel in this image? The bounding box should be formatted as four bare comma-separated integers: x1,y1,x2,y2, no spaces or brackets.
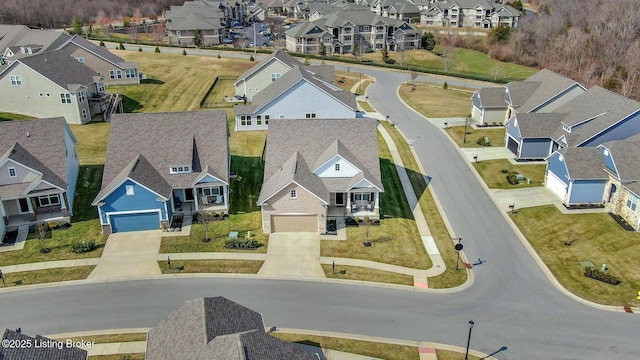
271,215,317,233
546,172,568,200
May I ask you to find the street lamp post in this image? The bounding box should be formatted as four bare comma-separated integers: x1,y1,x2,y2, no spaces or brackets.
465,320,475,360
463,117,469,144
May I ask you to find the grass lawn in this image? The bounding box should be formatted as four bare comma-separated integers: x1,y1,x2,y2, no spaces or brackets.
437,350,481,360
158,259,263,274
0,266,94,287
108,50,253,112
59,334,147,343
0,112,35,121
272,333,419,360
89,355,144,360
69,122,111,165
201,75,237,108
399,83,473,118
473,159,546,189
358,100,376,112
321,130,430,269
445,125,506,148
511,205,640,306
380,122,467,288
72,165,104,222
228,119,266,214
322,264,414,286
160,212,267,253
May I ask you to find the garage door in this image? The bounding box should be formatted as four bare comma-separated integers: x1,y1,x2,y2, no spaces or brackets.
271,215,317,233
507,136,519,156
546,172,568,201
110,212,160,233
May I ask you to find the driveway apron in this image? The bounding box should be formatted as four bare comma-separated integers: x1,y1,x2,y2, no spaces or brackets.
258,233,325,278
88,230,162,279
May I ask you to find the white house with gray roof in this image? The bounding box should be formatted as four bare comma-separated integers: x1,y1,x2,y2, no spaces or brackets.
0,118,79,238
92,110,229,234
470,87,507,125
0,49,109,124
258,119,383,233
233,65,357,131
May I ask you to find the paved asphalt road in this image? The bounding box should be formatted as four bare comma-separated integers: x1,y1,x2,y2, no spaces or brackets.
1,51,639,359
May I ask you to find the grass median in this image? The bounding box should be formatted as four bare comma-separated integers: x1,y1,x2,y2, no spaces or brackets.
158,259,264,274
322,264,414,286
0,266,94,287
445,125,506,148
399,83,472,118
473,159,546,189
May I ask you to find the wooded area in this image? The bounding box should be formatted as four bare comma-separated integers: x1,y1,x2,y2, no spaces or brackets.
493,0,640,100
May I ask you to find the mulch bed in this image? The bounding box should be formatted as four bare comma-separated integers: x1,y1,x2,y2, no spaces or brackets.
608,212,635,231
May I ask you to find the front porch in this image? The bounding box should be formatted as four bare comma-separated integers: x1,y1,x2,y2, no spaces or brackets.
6,211,69,227
171,184,229,215
2,192,70,227
329,191,380,219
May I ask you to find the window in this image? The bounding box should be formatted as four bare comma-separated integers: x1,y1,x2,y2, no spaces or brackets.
240,115,252,126
77,57,85,64
125,69,136,78
344,35,351,41
170,166,192,174
8,167,17,177
10,75,22,86
256,115,262,126
98,82,105,93
626,193,639,212
126,185,135,196
82,109,87,119
60,93,72,104
353,192,371,201
265,115,269,125
290,189,297,199
176,31,181,36
362,26,370,32
305,113,316,118
344,27,352,33
203,187,220,195
37,194,60,207
271,73,281,82
78,91,86,103
109,70,115,79
376,34,383,40
376,26,384,32
335,164,340,171
116,70,122,79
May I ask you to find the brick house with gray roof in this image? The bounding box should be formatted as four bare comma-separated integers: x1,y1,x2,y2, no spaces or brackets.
92,110,229,234
0,118,79,239
146,297,318,360
258,118,383,233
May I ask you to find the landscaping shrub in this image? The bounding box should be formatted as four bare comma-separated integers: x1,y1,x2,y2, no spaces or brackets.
501,168,510,173
224,239,260,249
99,41,105,47
476,136,491,146
345,217,359,227
182,49,187,55
506,171,519,185
139,47,143,52
384,58,396,64
71,239,97,254
154,46,160,53
118,42,125,50
584,267,620,285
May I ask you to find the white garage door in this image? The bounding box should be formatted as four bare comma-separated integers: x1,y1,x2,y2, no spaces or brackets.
546,172,568,201
271,215,317,233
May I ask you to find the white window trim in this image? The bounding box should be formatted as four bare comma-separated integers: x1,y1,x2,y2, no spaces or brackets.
126,185,135,196
8,167,17,178
38,194,60,207
335,163,340,171
290,189,297,199
10,75,22,86
170,166,192,174
626,192,639,212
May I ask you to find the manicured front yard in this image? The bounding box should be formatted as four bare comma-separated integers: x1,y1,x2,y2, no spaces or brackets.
399,83,473,118
445,125,506,148
473,159,546,189
511,205,640,306
158,259,264,274
0,266,94,287
322,264,414,286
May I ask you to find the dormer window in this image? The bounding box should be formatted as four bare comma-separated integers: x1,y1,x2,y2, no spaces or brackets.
562,124,571,133
170,166,192,174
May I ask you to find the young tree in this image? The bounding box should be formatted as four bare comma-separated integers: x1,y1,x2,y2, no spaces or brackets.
363,217,372,247
71,16,83,35
154,45,160,53
36,223,51,254
198,212,213,243
421,32,436,51
119,42,126,50
351,43,361,61
489,24,512,43
193,28,203,48
318,41,326,56
128,19,138,43
151,22,165,44
381,42,389,63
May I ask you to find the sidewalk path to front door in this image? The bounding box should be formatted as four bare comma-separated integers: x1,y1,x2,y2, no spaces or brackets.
258,233,325,278
88,230,161,280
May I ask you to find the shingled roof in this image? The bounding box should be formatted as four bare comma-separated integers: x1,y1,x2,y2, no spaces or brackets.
17,49,102,90
476,87,507,108
64,35,138,70
211,330,319,360
0,329,88,360
235,49,335,86
557,147,607,180
505,69,585,113
515,113,565,138
93,110,228,204
600,140,640,181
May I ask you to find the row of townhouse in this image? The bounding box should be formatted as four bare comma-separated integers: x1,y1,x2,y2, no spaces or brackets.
285,7,421,54
420,0,521,28
471,69,640,231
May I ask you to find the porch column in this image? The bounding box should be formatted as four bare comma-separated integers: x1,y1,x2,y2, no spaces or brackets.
374,192,379,209
59,192,68,217
193,187,199,211
223,185,229,210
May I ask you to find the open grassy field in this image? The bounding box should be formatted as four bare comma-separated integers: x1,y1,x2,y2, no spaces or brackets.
1,266,94,287
322,264,414,285
399,83,473,118
380,122,467,288
511,205,640,306
445,125,506,148
473,159,546,189
108,50,253,112
158,259,264,274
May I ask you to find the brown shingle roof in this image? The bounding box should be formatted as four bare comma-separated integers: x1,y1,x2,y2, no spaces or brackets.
601,140,640,181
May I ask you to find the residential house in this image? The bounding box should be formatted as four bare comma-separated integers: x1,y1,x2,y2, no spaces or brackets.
470,87,507,125
146,296,318,360
92,110,229,234
544,147,608,207
0,118,79,233
369,0,421,22
506,86,640,160
286,8,421,54
599,140,640,231
234,66,357,131
258,119,383,233
0,25,70,61
0,49,111,124
234,49,335,101
1,329,88,359
420,0,520,29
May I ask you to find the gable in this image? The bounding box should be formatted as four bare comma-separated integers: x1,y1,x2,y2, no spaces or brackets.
194,173,224,185
103,178,167,208
546,152,569,181
599,146,618,176
26,179,64,193
314,155,360,177
350,178,380,191
257,80,352,114
0,158,40,185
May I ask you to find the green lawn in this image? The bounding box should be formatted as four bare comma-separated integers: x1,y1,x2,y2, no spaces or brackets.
358,100,376,112
445,125,506,148
0,112,35,121
201,75,237,109
60,334,147,343
322,264,414,286
511,205,640,306
473,159,546,189
1,266,94,287
380,122,467,288
72,165,104,222
399,83,473,118
158,259,264,274
69,122,111,165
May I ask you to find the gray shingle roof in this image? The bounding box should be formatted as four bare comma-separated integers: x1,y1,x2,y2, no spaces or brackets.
235,49,302,85
18,49,101,90
0,26,70,59
477,87,506,108
505,69,584,113
601,140,640,181
515,113,565,138
64,36,138,70
1,329,88,360
93,110,228,204
0,118,72,195
558,147,607,180
259,118,382,203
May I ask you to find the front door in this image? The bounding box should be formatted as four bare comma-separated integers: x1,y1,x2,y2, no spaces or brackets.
185,188,194,202
18,198,30,213
335,193,344,206
608,184,617,203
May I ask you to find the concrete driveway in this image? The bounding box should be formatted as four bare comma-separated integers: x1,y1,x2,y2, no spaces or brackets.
88,230,161,279
490,187,563,212
258,232,325,278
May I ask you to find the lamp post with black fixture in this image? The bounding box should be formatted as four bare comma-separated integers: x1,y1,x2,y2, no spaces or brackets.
463,117,469,144
465,320,474,360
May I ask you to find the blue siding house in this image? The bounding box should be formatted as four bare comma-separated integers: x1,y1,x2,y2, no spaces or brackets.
545,148,607,206
93,110,230,234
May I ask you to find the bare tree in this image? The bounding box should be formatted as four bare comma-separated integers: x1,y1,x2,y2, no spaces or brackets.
151,22,166,44
198,212,213,243
35,222,51,254
363,217,372,247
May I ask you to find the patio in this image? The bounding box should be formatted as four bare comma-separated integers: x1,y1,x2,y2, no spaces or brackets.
6,211,68,227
